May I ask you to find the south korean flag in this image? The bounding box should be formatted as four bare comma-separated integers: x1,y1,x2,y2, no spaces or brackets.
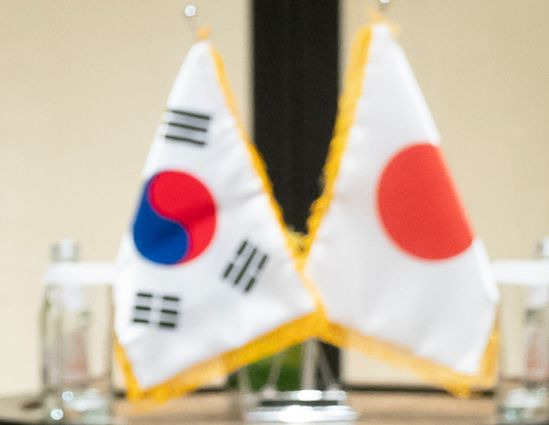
115,40,322,401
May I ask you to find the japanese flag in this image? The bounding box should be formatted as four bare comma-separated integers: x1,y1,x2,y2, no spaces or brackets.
304,24,498,395
115,40,321,401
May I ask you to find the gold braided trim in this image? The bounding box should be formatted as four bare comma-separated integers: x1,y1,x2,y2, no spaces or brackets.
209,45,327,316
320,322,498,397
117,312,322,401
301,26,373,259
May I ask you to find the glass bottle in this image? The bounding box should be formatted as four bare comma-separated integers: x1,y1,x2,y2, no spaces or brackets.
497,239,549,423
40,239,113,423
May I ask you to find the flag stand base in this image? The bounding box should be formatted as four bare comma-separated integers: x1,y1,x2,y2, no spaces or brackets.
240,389,357,423
238,340,357,423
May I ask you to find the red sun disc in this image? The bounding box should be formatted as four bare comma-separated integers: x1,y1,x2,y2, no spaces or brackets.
376,143,473,261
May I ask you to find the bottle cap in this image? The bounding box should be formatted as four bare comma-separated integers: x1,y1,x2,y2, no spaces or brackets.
537,237,549,259
51,238,80,262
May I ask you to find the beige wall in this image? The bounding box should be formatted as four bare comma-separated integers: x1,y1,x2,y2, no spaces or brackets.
1,0,548,396
0,0,249,396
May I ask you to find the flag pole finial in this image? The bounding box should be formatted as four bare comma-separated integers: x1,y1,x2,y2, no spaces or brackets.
184,4,210,41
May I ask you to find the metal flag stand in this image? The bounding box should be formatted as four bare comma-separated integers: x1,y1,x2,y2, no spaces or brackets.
238,340,357,424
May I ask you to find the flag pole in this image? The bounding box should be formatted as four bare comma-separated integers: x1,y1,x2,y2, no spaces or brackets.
183,4,199,39
184,4,210,41
300,340,319,390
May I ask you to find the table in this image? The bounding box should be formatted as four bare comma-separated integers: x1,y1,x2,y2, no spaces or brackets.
0,390,545,425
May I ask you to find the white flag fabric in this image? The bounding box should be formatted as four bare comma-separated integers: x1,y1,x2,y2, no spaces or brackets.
303,23,498,395
115,41,321,401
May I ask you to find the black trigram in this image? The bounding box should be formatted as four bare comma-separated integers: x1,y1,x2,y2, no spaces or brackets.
222,240,269,293
163,109,210,146
132,292,181,329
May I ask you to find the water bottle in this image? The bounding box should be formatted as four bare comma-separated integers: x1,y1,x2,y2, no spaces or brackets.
40,239,113,423
497,239,549,423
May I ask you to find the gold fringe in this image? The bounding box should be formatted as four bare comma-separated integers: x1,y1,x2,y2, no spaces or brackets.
196,26,210,41
301,26,373,259
117,312,322,401
301,24,498,396
320,323,498,397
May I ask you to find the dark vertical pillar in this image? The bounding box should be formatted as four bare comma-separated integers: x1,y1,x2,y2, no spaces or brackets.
252,0,340,382
252,0,339,233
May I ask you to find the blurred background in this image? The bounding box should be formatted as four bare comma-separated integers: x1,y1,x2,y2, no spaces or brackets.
1,0,548,396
